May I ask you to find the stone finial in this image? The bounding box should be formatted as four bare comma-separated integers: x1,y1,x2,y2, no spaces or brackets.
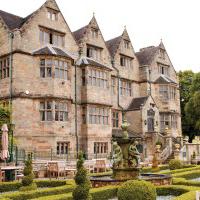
1,124,8,132
121,119,130,139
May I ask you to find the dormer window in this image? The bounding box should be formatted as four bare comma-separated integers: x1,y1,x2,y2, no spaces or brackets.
124,40,130,49
47,8,58,21
158,64,169,76
87,45,102,60
120,55,133,68
39,27,65,47
159,49,165,59
91,28,98,38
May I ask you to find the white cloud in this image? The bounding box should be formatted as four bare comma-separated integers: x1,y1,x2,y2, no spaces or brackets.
1,0,199,72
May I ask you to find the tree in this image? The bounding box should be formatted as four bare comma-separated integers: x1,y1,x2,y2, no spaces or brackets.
178,71,200,141
0,105,10,127
185,73,200,138
72,152,91,200
178,70,195,140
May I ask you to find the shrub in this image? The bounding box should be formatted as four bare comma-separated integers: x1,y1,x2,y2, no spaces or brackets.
72,152,91,200
19,183,37,192
21,154,35,189
169,159,182,170
31,186,118,200
35,180,67,188
173,170,200,179
1,184,74,200
117,180,156,200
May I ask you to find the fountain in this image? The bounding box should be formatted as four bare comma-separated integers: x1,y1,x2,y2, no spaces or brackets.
90,120,172,188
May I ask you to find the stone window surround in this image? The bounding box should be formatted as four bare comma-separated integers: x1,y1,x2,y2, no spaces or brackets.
0,56,9,80
56,141,69,155
159,48,165,60
119,79,132,96
86,44,102,61
94,142,108,154
111,77,116,94
123,39,130,49
39,27,65,47
159,84,177,101
120,54,133,68
40,100,69,122
47,7,59,21
158,63,169,76
40,57,70,80
112,110,119,128
90,28,99,38
82,105,110,125
88,67,109,89
160,113,178,132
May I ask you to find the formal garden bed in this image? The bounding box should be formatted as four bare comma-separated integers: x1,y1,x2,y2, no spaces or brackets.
1,164,200,200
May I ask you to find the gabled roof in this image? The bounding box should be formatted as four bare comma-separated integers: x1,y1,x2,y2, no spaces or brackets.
126,96,149,111
136,46,158,66
106,36,121,58
32,46,74,60
73,25,88,42
0,10,34,30
154,74,177,84
106,27,134,58
76,56,112,70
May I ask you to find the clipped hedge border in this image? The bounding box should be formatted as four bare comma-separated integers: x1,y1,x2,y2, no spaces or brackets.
173,170,200,179
1,184,75,200
0,180,68,193
173,191,196,200
156,185,190,196
161,165,200,175
173,177,200,187
31,185,118,200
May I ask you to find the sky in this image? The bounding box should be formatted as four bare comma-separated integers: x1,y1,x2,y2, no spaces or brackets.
1,0,200,72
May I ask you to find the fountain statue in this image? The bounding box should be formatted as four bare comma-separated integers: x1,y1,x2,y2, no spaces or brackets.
112,120,141,180
90,119,172,187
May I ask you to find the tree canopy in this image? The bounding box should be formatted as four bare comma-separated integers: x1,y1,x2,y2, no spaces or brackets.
178,71,200,141
0,105,10,128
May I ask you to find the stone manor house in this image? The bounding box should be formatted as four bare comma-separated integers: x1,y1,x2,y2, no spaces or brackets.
0,0,182,160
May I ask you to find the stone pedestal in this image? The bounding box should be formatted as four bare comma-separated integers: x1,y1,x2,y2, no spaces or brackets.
112,167,141,180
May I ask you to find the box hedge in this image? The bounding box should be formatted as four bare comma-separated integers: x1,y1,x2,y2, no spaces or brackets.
0,180,68,193
32,185,118,200
1,184,75,200
173,170,200,179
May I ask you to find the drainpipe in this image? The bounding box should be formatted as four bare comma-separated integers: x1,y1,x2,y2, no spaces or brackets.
9,31,14,162
74,58,78,158
111,59,124,117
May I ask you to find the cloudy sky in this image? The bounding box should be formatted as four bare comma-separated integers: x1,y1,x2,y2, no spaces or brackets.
1,0,200,72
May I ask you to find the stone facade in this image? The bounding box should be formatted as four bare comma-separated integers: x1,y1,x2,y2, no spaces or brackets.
0,0,182,160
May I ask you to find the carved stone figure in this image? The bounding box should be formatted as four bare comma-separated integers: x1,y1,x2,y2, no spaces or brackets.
128,140,140,167
112,141,123,168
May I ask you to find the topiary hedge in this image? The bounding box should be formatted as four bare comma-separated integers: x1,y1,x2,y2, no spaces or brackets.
118,180,156,200
169,159,182,170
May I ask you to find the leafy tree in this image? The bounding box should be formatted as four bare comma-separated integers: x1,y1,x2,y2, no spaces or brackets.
72,152,91,200
179,71,200,141
178,70,196,140
0,105,10,127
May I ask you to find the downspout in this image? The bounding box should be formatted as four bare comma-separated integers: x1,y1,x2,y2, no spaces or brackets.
74,58,78,158
111,59,124,117
9,31,14,162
